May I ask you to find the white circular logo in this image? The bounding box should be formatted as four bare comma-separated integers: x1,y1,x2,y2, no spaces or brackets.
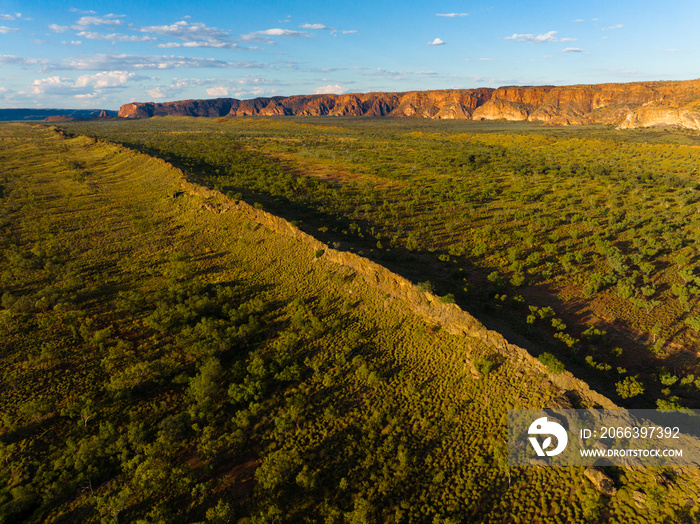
528,416,568,457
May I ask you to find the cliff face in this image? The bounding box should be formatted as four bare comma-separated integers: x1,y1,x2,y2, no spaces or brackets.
118,98,236,118
118,79,700,130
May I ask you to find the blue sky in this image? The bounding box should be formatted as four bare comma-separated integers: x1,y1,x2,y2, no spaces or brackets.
0,0,698,109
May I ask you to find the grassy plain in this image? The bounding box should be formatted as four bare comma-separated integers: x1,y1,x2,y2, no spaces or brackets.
2,122,699,522
63,116,700,410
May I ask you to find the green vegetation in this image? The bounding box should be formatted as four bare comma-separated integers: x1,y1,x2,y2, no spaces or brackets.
538,352,565,374
615,376,646,399
61,116,700,409
4,121,698,522
474,356,495,376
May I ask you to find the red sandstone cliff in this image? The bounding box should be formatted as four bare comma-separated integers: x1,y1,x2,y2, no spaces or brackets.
118,79,700,130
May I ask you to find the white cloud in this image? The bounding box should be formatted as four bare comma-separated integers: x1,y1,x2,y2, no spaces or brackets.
141,20,241,49
207,86,229,97
428,37,445,46
47,54,265,71
49,23,70,32
73,14,124,29
30,70,135,97
506,30,574,43
300,23,327,29
30,76,69,94
241,28,308,42
75,70,135,88
148,87,166,99
604,24,623,30
478,57,492,61
243,87,266,97
315,84,346,94
0,55,48,66
561,47,583,53
330,29,357,36
77,31,156,42
144,77,237,100
258,28,305,37
0,14,15,20
436,13,468,17
0,26,19,33
156,41,235,49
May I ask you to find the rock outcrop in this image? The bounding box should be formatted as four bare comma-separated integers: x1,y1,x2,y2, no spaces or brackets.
118,98,237,118
618,102,700,130
118,79,700,130
584,467,617,497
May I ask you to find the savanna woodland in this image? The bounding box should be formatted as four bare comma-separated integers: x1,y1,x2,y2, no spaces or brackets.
2,117,700,523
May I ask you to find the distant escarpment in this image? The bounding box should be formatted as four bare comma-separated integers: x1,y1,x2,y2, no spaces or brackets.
119,79,700,130
0,108,117,122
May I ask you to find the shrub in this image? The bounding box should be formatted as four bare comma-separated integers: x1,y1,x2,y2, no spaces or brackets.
656,397,683,410
474,357,494,376
582,326,607,342
439,293,455,304
226,191,242,201
510,273,526,287
536,306,555,319
685,315,700,332
659,368,678,386
538,352,565,373
615,376,645,399
551,318,566,331
554,332,579,349
417,280,434,293
487,271,506,287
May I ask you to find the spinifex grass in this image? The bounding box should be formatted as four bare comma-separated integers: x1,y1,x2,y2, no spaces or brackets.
64,116,700,411
3,123,699,522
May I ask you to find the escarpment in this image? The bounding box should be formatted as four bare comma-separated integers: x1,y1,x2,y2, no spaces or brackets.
170,164,617,410
118,78,700,130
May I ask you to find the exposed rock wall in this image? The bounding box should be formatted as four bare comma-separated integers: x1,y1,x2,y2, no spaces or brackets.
118,79,700,130
618,103,700,130
118,98,236,118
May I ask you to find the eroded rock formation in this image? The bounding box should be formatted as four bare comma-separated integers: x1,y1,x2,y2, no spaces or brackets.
118,79,700,130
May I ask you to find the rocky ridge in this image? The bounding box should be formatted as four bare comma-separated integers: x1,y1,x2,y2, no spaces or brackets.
144,156,616,409
118,79,700,130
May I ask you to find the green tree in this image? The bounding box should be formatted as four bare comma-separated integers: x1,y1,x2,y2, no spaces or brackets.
61,395,97,427
538,352,564,373
189,357,224,414
615,376,645,399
